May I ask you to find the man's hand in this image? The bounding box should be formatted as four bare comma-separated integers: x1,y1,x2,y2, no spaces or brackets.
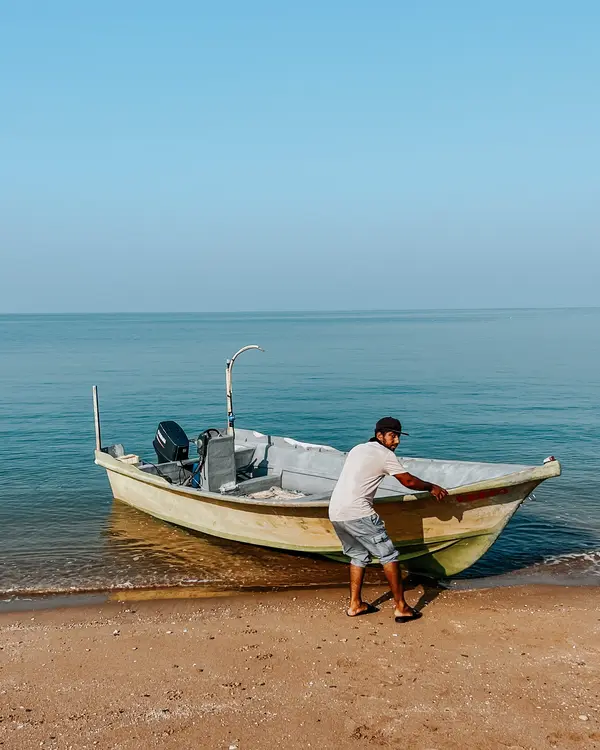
430,484,448,501
395,473,449,501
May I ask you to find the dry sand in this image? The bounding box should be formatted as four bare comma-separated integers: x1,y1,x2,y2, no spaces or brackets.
1,584,599,750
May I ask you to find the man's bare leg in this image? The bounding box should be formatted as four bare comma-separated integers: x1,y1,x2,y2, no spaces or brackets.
347,564,370,616
382,561,414,617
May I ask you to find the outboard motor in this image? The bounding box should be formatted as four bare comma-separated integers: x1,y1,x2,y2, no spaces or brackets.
153,421,189,464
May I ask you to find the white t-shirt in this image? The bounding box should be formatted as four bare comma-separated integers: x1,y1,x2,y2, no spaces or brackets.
328,441,409,522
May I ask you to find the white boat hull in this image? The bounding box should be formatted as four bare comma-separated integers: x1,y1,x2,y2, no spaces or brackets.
97,448,560,578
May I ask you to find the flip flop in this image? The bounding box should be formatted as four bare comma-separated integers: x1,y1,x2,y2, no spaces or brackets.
346,603,379,617
394,607,423,624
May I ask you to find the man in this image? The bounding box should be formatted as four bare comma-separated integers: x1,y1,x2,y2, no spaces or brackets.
329,417,448,622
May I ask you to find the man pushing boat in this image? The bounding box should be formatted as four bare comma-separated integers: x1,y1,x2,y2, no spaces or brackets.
329,417,448,622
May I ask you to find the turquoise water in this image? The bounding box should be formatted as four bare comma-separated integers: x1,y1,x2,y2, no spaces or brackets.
1,309,599,595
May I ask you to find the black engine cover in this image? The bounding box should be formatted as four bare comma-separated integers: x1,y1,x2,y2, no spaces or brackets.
153,421,189,463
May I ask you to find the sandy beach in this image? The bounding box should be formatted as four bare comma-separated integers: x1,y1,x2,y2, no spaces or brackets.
1,584,599,750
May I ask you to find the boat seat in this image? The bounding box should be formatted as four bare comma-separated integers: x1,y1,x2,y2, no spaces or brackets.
228,473,331,505
232,474,283,495
234,446,255,470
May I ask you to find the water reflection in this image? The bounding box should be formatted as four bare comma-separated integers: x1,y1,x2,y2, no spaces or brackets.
4,497,596,597
104,500,360,591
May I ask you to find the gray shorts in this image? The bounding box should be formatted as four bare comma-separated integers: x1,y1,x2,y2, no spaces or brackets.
331,513,399,568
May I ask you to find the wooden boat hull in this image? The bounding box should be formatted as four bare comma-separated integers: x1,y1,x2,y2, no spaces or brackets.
96,450,559,578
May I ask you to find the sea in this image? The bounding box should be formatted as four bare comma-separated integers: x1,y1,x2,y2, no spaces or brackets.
1,308,599,604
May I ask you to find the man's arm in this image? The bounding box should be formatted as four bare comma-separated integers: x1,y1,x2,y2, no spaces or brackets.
394,473,449,502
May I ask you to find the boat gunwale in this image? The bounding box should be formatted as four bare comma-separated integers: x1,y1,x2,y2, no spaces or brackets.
95,450,561,509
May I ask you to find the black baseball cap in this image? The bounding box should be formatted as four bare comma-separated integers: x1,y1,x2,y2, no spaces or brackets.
375,417,409,436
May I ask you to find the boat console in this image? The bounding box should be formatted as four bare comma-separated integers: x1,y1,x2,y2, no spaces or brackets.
139,420,251,492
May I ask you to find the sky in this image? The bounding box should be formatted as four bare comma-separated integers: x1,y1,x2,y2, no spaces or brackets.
1,1,599,312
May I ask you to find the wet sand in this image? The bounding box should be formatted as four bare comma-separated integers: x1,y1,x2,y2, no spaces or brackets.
1,584,599,750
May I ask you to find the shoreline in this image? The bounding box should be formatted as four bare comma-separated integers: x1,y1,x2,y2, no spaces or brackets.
2,571,599,614
2,584,599,748
0,581,356,614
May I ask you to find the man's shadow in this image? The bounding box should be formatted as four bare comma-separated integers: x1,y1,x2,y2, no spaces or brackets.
370,573,445,613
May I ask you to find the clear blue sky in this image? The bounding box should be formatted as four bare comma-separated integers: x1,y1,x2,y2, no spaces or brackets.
1,1,599,312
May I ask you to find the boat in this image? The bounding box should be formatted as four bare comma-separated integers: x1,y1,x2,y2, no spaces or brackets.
93,346,561,579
